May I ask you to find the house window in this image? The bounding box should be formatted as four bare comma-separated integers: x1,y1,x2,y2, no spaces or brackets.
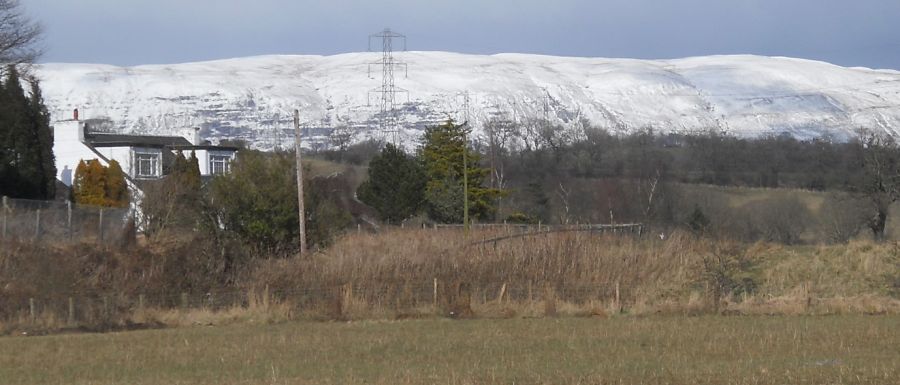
209,154,231,175
135,152,159,178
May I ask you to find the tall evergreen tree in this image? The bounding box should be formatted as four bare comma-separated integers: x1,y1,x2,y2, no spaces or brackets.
185,151,201,190
357,143,426,223
1,66,39,198
0,67,16,195
0,65,55,199
28,78,54,198
169,150,202,195
420,120,503,223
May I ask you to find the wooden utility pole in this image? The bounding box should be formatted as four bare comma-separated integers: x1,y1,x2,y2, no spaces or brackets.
294,110,307,255
461,96,471,235
463,126,469,235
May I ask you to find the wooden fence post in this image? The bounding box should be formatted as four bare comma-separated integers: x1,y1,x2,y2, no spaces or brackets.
68,297,75,327
98,208,105,244
34,209,41,240
528,281,533,303
138,294,145,310
615,280,621,311
432,278,438,312
496,283,507,304
180,292,189,310
29,298,36,323
66,201,73,240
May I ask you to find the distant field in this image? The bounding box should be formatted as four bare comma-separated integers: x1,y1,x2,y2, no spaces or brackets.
1,316,897,385
673,182,900,242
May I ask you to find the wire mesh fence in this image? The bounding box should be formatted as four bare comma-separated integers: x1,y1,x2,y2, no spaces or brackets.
0,196,131,246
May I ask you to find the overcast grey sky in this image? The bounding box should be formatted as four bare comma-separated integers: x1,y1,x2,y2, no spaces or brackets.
24,0,900,69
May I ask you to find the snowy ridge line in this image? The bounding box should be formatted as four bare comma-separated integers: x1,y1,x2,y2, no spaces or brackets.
35,51,900,149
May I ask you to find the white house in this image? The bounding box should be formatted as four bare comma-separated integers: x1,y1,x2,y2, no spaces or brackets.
53,110,238,196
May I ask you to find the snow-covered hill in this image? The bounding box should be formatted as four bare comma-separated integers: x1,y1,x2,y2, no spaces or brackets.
35,52,900,149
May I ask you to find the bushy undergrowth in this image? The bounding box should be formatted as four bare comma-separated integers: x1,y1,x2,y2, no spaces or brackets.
2,229,898,334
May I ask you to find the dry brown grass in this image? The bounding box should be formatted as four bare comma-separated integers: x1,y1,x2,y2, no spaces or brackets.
249,228,698,318
130,287,295,328
2,227,898,334
249,228,900,319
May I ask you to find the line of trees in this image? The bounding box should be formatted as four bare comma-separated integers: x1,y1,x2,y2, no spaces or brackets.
337,119,900,243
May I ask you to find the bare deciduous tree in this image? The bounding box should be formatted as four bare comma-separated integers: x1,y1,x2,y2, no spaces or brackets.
483,118,517,217
855,129,900,241
0,0,42,65
329,121,356,154
483,118,515,189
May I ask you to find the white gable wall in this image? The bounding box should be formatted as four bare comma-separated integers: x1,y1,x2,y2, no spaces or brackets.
53,120,99,186
94,146,138,176
195,149,209,175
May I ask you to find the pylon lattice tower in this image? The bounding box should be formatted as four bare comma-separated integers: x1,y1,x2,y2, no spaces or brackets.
368,28,408,143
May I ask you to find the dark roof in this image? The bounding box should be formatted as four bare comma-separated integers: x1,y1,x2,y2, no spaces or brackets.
86,133,192,148
169,144,241,152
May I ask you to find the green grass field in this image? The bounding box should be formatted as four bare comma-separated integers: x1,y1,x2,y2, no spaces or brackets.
1,316,898,385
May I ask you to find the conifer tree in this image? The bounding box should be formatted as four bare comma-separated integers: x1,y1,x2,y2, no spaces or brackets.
0,68,16,195
1,65,41,198
28,78,55,198
185,151,201,190
71,160,87,201
104,160,129,207
420,120,503,223
0,65,55,199
73,160,104,205
72,159,129,207
357,143,426,223
169,151,201,193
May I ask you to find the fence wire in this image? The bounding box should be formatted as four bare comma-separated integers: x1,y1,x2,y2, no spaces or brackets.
0,196,131,246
